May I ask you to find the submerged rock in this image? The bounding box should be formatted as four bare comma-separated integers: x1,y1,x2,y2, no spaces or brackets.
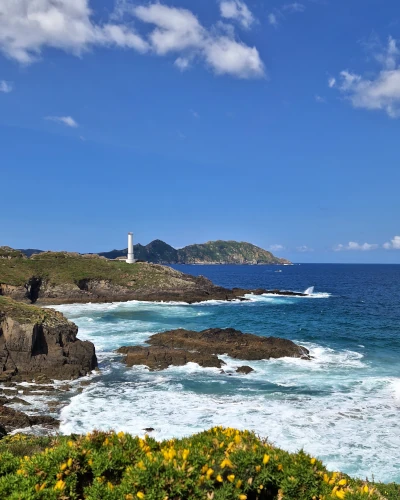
117,328,309,371
236,366,254,374
0,296,98,381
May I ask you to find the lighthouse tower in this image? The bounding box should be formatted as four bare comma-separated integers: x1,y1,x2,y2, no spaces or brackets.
126,232,135,264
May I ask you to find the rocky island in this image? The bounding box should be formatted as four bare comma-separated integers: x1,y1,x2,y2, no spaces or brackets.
117,328,310,371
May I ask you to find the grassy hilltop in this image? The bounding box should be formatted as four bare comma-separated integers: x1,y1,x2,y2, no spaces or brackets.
0,427,398,500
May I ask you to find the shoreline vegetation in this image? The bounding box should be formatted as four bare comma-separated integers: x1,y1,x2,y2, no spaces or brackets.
0,427,399,499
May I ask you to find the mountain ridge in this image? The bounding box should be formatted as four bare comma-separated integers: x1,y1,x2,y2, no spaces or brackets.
17,240,291,265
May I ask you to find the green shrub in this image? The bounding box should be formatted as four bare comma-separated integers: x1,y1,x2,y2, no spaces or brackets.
0,428,398,499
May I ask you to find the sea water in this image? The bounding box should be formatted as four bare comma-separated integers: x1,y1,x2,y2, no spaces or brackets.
51,264,400,483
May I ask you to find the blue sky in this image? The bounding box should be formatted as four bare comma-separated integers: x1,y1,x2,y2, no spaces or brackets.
1,0,400,263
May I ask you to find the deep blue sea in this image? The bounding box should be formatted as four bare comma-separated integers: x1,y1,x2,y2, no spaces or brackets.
48,264,400,482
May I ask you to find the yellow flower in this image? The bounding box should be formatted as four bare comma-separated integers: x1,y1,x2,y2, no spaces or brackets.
221,458,234,468
206,468,214,479
255,465,261,472
363,485,369,494
310,458,316,465
54,480,65,491
216,474,223,483
234,435,241,444
323,473,330,483
67,458,73,468
338,479,347,486
201,464,209,474
236,480,243,488
277,464,283,471
239,496,247,500
137,493,145,499
118,431,125,439
60,463,68,471
227,474,235,483
126,495,134,500
67,440,74,447
263,454,270,465
336,491,346,499
35,484,40,493
182,449,190,460
107,482,114,490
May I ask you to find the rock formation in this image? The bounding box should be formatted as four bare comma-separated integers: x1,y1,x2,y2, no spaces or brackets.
117,328,309,371
0,296,97,381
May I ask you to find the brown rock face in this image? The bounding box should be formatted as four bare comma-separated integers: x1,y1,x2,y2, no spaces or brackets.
0,406,58,433
0,298,98,381
117,345,222,370
117,328,309,371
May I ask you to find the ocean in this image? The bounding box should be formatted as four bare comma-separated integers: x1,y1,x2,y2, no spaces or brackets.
47,264,400,483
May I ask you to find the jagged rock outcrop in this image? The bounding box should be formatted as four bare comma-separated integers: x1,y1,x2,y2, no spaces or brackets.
117,328,309,371
0,297,97,381
0,405,58,433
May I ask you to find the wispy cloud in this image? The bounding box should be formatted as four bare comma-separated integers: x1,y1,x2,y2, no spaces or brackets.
268,13,278,27
219,0,255,30
45,116,79,128
283,3,306,13
297,245,314,252
334,242,379,251
268,244,285,252
330,36,400,118
315,94,326,103
0,80,12,93
383,236,400,250
190,109,200,118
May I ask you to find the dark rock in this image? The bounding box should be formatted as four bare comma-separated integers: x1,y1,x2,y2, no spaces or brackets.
0,406,58,432
6,397,31,406
0,424,6,438
0,397,8,405
0,297,98,381
118,328,309,371
236,366,254,374
143,427,155,432
147,328,310,361
117,345,223,371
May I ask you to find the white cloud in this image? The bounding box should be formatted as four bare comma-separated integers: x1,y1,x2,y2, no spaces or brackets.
297,245,314,252
0,1,264,79
328,77,336,88
283,3,306,13
334,241,379,252
134,4,264,79
268,13,278,27
332,37,400,118
268,244,285,252
190,109,199,118
219,0,255,30
0,80,12,93
45,116,79,128
0,0,149,64
315,94,326,103
383,236,400,250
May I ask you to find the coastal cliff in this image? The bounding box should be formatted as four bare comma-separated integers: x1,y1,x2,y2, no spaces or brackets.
0,248,302,305
0,296,97,381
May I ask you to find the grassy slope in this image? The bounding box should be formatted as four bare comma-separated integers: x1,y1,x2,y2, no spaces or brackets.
0,428,398,499
0,253,197,290
0,296,60,324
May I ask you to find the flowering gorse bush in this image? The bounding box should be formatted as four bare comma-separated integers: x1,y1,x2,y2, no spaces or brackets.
0,428,398,499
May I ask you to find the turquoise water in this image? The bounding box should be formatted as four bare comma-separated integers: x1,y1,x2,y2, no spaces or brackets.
53,264,400,483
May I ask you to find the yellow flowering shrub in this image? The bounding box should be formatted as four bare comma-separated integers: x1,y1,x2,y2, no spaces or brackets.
0,427,398,499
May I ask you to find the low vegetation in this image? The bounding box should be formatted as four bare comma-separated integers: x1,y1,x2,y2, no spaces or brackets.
0,427,398,499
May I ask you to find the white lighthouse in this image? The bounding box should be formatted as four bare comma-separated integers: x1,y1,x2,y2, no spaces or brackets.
126,232,135,264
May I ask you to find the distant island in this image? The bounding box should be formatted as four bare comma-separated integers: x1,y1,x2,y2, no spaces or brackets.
20,240,291,265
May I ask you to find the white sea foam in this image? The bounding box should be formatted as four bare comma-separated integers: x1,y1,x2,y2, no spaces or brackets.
50,299,400,483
